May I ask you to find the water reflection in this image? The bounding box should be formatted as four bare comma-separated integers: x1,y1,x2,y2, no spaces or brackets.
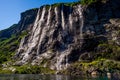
0,74,119,80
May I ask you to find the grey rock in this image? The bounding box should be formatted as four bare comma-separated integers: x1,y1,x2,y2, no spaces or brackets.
11,0,120,70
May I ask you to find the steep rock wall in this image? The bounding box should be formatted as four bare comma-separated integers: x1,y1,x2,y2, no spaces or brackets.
14,0,120,70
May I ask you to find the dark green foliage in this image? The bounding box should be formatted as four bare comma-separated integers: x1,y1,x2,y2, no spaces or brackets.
0,24,17,38
80,0,109,5
63,59,120,75
50,1,81,8
15,65,55,74
64,2,81,7
0,31,28,63
0,64,55,74
24,8,38,13
42,0,99,9
97,43,120,60
52,3,63,7
80,0,97,5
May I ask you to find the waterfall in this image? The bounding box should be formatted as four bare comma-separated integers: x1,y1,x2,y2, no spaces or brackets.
36,7,46,55
56,50,69,70
16,36,25,57
47,6,51,26
56,53,65,70
19,37,25,50
16,4,85,70
56,52,60,70
55,7,58,23
69,7,73,30
31,9,40,39
65,54,69,68
61,4,65,30
55,5,84,71
22,7,46,62
78,5,84,40
28,8,41,47
16,8,40,61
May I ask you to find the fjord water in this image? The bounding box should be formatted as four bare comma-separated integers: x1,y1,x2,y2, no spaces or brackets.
0,74,116,80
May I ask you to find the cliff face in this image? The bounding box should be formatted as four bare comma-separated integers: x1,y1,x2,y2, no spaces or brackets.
0,9,38,64
15,5,84,70
13,0,120,70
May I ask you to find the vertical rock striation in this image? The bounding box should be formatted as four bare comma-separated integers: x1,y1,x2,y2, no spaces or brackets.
14,0,120,70
15,4,84,70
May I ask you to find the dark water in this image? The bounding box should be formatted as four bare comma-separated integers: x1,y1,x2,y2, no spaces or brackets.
0,74,119,80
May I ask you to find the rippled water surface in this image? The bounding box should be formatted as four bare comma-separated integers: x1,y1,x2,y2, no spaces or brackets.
0,74,119,80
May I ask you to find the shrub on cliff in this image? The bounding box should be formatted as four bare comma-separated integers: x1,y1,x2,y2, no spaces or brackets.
81,0,97,5
0,31,27,63
80,0,108,5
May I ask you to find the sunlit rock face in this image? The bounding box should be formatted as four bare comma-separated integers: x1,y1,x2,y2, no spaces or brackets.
14,0,120,70
15,4,84,70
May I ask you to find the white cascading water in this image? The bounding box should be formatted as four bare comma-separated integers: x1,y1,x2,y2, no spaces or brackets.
16,37,25,56
78,5,84,40
16,4,84,71
55,5,83,71
69,7,73,30
55,5,68,70
65,52,69,68
31,9,40,39
36,7,46,55
56,52,64,70
47,6,51,26
55,7,58,24
61,4,65,30
16,10,41,57
16,9,40,62
22,7,46,62
56,50,70,70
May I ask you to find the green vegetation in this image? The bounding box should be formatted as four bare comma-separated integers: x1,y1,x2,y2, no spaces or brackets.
96,43,120,60
43,0,106,9
0,29,55,74
0,0,119,75
80,0,97,5
52,3,63,7
62,59,120,75
0,68,12,74
0,30,28,63
43,0,103,9
0,24,17,38
15,65,55,74
51,1,81,7
80,0,109,5
64,2,81,7
0,64,55,74
27,8,38,11
51,0,100,7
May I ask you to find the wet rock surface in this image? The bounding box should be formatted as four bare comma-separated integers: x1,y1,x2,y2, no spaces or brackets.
13,0,120,71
